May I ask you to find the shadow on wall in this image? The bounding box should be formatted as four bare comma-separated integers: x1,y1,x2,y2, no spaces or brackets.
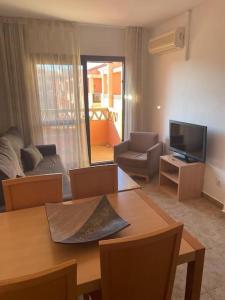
204,163,225,205
207,129,225,170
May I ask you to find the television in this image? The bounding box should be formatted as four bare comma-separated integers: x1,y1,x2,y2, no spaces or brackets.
169,120,207,162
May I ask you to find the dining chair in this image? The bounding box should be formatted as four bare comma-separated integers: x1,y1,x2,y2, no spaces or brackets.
3,173,63,211
69,164,118,200
0,259,77,300
87,222,183,300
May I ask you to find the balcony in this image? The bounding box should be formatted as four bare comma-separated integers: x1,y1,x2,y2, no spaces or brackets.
41,107,121,165
89,107,121,162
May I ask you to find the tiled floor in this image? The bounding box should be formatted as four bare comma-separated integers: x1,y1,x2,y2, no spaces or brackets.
80,176,225,300
91,145,113,163
137,177,225,300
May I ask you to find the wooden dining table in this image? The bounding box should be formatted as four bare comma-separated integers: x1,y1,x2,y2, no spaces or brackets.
117,167,141,192
0,189,204,300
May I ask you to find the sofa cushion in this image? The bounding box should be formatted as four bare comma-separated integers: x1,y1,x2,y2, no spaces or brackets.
25,155,71,200
116,151,147,169
2,127,24,167
21,145,44,171
0,137,25,179
130,132,158,153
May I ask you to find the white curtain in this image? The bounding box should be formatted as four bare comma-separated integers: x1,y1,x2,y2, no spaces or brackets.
124,27,143,139
0,18,89,170
25,20,89,169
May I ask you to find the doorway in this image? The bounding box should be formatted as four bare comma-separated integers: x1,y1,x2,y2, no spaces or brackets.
81,56,125,164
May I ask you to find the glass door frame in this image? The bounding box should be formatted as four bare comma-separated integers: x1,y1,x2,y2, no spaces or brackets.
81,55,125,165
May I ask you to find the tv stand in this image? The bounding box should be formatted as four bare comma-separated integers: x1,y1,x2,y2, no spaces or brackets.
173,154,197,163
159,155,205,201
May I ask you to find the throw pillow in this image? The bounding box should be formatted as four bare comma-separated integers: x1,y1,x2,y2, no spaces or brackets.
2,127,25,168
0,137,25,178
21,145,43,171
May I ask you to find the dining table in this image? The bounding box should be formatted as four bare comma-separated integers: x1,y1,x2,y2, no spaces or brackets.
117,166,141,192
0,189,205,300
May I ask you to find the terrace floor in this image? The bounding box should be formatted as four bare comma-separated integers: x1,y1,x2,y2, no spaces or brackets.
91,145,114,163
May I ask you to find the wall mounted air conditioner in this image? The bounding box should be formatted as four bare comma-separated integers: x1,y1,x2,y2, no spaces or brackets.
148,27,185,55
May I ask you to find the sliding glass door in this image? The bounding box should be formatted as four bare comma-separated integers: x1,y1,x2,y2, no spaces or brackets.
81,56,125,164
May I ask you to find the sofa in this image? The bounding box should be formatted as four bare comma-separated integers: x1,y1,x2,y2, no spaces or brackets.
0,127,71,211
114,132,163,181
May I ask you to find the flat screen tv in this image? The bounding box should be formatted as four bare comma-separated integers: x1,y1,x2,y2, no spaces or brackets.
169,120,207,162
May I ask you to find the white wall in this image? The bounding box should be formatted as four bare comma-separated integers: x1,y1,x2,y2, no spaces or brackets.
79,24,150,132
148,0,225,205
79,24,125,56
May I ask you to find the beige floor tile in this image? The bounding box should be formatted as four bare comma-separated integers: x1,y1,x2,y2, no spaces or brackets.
208,286,225,299
200,293,214,300
134,175,225,298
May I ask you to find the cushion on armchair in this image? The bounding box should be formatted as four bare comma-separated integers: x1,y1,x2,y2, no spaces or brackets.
130,132,158,153
116,151,147,169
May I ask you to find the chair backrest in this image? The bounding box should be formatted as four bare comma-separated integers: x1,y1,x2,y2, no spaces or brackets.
69,164,118,200
129,132,158,153
0,260,77,300
3,174,63,211
99,223,183,300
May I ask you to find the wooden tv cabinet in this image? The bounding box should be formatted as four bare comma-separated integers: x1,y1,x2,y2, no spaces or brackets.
159,155,205,201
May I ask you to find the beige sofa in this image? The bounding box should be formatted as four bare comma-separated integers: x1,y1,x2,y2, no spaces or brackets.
114,132,163,180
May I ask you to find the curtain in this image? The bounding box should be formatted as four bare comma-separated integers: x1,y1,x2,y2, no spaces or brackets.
25,20,89,169
124,27,143,139
0,20,31,143
0,18,89,170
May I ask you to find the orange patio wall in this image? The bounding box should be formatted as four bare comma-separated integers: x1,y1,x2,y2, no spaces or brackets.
90,120,120,146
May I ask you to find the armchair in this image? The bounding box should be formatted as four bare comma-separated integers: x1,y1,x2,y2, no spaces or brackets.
114,132,163,181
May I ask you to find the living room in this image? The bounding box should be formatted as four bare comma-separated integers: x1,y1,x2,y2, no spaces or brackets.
0,0,224,299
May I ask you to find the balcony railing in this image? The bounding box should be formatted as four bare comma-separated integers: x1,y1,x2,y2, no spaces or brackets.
41,107,118,125
89,107,118,122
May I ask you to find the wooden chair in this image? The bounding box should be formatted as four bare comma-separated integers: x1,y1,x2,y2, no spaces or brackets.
3,174,63,211
69,164,118,200
88,223,183,300
0,259,77,300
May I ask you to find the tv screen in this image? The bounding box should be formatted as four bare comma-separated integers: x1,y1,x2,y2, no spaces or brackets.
169,121,207,162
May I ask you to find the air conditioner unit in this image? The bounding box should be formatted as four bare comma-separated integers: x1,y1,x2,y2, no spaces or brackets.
148,27,185,55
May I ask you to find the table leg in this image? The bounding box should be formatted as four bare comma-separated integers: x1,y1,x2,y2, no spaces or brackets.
185,248,205,300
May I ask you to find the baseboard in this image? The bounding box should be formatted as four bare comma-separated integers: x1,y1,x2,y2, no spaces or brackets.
202,192,224,210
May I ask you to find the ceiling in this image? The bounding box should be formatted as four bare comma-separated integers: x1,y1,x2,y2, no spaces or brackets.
0,0,205,27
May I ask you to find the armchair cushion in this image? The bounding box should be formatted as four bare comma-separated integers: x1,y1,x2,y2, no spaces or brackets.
116,151,147,169
130,132,158,153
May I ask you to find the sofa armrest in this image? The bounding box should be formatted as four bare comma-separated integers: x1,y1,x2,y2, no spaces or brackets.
36,144,57,156
114,140,130,162
147,142,163,177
